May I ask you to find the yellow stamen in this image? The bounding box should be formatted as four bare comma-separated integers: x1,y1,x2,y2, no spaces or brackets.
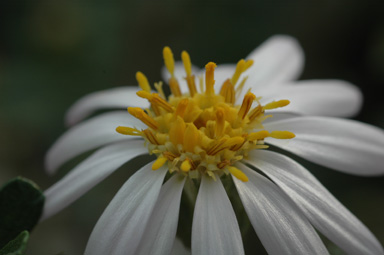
184,123,200,152
269,131,296,139
231,59,245,85
207,136,244,155
228,166,248,182
115,126,142,136
181,159,191,172
181,51,192,77
264,100,290,110
128,107,159,130
163,46,175,77
238,92,256,119
205,62,217,95
215,108,225,138
235,76,248,95
136,72,151,92
248,130,270,141
152,157,167,170
169,116,186,146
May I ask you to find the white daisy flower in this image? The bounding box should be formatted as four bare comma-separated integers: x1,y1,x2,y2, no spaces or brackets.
41,35,384,255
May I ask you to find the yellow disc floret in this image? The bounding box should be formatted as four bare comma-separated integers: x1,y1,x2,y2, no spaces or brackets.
116,47,296,182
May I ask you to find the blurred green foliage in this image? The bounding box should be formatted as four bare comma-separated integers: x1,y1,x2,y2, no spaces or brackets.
0,0,383,254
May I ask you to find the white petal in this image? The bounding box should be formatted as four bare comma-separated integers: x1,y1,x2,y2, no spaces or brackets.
259,80,363,117
65,86,149,126
264,116,384,175
161,62,200,94
171,238,191,255
238,35,304,101
246,150,384,255
192,175,244,255
84,163,168,255
45,111,145,174
233,163,328,255
136,174,186,255
41,140,148,221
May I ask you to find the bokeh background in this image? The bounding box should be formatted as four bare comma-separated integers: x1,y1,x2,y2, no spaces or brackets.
1,0,384,254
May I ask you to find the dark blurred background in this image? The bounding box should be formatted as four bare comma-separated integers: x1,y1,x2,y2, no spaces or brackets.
1,0,384,254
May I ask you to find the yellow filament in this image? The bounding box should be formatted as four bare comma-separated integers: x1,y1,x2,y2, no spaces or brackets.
115,126,142,136
228,166,249,182
269,131,296,139
215,108,225,138
163,46,175,77
220,79,235,104
264,100,290,110
181,159,191,172
248,104,263,121
181,51,192,77
248,130,270,141
143,129,159,145
128,107,159,130
205,62,217,95
231,59,245,85
169,116,186,146
169,77,182,97
184,123,200,152
151,94,174,112
154,82,165,99
238,92,256,119
152,157,167,170
136,72,151,92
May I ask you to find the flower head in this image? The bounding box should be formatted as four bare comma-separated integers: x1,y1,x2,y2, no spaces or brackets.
41,35,384,255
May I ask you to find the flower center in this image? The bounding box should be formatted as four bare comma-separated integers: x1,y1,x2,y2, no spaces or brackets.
116,47,295,181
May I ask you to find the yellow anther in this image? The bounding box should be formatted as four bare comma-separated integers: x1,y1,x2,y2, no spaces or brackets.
231,59,245,85
244,59,254,71
136,90,153,101
205,62,217,95
184,123,200,152
248,130,270,141
152,157,167,170
264,100,290,110
143,129,160,145
181,51,192,77
181,159,192,172
207,136,244,155
215,108,225,138
163,46,175,77
224,136,245,149
175,98,189,118
269,131,296,139
238,92,256,119
128,107,159,130
228,166,249,182
136,72,151,92
169,77,182,97
115,126,142,136
169,116,186,146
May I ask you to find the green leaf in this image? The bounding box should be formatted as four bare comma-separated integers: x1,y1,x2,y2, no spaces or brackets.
0,177,45,248
0,231,29,255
